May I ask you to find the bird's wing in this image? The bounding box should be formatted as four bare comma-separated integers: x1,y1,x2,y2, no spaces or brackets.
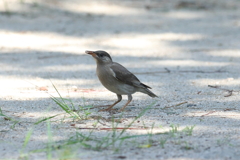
110,62,151,89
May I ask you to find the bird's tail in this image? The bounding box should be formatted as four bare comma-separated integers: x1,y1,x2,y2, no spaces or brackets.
139,88,158,98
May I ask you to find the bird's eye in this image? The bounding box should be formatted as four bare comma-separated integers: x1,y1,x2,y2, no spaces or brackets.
99,54,103,57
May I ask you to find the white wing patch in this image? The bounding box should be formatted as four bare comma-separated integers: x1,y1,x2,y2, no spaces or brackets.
109,68,116,78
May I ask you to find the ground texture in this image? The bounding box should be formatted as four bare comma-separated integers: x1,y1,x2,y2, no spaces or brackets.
0,0,240,159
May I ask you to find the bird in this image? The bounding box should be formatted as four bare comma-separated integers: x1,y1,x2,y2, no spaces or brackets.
86,50,158,112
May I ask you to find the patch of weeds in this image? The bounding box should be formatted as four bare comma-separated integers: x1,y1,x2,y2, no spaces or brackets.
168,124,195,137
182,125,195,136
77,104,92,120
156,124,196,149
50,83,93,121
173,139,182,145
0,107,20,129
169,124,179,137
138,121,155,148
147,123,155,145
27,120,75,159
42,103,155,153
159,138,167,148
217,137,233,147
181,141,194,150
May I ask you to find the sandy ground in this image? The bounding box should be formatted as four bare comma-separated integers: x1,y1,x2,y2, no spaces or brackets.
0,0,240,159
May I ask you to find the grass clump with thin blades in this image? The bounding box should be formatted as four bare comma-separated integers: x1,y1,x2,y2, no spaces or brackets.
32,83,157,155
182,125,195,136
48,103,156,153
50,83,92,121
18,82,197,157
0,107,20,129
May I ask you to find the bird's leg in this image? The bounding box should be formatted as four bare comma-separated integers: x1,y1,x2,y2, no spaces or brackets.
99,94,122,112
119,94,132,112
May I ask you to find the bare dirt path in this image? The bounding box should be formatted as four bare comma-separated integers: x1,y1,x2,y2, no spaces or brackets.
0,0,240,159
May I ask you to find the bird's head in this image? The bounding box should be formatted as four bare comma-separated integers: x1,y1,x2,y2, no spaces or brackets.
86,50,112,64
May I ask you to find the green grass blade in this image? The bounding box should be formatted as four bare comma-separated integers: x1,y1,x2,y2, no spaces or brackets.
22,128,34,149
34,114,62,125
47,120,53,160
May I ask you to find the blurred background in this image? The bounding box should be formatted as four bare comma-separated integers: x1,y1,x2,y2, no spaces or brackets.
0,0,240,97
1,0,239,54
0,0,240,92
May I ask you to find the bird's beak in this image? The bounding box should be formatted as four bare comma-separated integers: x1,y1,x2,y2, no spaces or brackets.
85,50,97,58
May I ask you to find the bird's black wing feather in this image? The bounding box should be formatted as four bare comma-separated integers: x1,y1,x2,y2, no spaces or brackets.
110,62,151,89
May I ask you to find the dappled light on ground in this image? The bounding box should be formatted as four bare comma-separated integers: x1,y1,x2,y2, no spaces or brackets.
0,0,240,160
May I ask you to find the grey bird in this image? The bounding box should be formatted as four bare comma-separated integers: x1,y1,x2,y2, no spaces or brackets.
86,50,158,112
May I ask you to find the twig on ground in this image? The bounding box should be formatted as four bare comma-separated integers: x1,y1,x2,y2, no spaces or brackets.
201,111,217,117
163,101,188,109
208,85,237,97
81,105,113,110
223,108,236,111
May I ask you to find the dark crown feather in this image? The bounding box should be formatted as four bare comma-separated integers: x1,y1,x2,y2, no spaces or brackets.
95,50,112,61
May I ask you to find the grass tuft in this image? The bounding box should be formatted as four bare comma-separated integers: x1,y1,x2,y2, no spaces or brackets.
47,102,156,153
0,107,20,129
50,83,92,121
